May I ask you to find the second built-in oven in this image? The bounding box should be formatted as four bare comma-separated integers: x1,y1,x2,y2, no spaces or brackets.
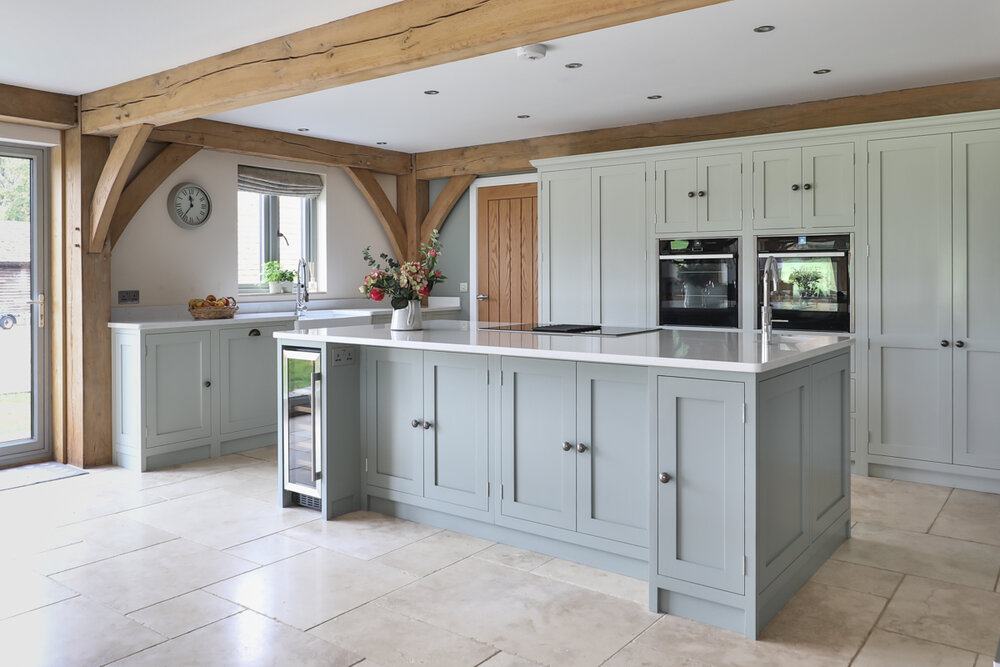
659,238,740,328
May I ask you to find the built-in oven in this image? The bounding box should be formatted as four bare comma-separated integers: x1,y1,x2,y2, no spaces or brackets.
756,234,852,332
658,238,739,328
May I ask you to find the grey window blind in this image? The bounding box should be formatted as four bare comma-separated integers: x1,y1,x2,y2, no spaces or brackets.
237,165,323,198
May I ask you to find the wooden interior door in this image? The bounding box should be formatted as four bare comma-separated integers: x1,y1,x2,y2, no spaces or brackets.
477,183,538,323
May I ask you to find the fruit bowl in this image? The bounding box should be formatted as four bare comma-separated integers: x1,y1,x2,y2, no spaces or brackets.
188,296,238,320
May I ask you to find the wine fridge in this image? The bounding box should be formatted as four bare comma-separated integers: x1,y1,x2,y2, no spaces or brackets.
281,346,322,505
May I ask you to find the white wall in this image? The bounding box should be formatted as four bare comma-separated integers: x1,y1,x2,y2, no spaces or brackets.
111,149,397,307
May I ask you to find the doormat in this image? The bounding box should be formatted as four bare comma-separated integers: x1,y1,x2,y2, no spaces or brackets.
0,461,87,492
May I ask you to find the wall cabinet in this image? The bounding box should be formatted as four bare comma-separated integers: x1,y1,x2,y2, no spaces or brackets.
364,348,489,510
498,357,648,547
752,143,854,230
654,153,743,234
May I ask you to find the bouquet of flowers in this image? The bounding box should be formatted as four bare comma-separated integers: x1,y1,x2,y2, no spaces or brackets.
360,229,447,309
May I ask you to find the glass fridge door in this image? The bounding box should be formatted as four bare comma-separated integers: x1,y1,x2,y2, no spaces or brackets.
282,347,322,498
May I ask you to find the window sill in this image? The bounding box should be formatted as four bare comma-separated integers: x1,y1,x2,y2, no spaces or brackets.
238,292,329,303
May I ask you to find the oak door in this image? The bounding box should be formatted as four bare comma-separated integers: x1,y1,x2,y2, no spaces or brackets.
477,183,538,323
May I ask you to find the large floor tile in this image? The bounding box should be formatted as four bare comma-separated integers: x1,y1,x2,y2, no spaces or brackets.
878,575,1000,655
225,533,316,565
122,489,315,550
378,556,658,666
310,603,497,666
374,529,493,577
282,511,441,560
853,628,978,667
145,469,278,502
51,538,257,614
472,543,552,571
0,596,164,666
930,489,1000,546
0,568,78,620
479,652,541,667
33,513,178,575
833,522,1000,589
111,610,360,666
127,590,243,638
206,547,416,630
851,475,952,533
809,558,903,598
532,558,648,606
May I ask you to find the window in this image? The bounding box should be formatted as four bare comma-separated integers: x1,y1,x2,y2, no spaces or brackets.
236,165,322,293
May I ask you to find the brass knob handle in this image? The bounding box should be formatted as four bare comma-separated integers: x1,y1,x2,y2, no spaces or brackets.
659,472,672,484
422,421,432,430
791,184,800,191
411,419,421,428
577,443,587,453
562,441,572,451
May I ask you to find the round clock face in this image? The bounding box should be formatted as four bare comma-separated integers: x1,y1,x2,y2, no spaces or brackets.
168,182,212,229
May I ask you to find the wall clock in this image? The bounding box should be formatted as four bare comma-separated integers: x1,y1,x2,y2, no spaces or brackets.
168,182,212,229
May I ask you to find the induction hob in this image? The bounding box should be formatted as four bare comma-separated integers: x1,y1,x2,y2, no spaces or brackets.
479,323,660,337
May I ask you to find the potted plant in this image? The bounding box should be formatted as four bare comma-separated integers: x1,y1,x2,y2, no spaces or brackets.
263,261,297,294
359,229,447,330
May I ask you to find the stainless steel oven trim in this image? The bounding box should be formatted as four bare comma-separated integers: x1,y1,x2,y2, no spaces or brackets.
659,253,736,260
281,347,322,499
758,251,847,258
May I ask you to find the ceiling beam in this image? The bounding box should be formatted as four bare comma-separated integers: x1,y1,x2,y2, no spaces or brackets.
344,167,407,261
0,83,77,129
90,124,154,252
421,174,476,245
79,0,729,134
414,76,1000,178
110,143,202,249
148,119,411,175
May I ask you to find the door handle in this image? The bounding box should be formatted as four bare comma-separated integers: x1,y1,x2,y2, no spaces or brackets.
941,340,950,347
476,294,488,301
311,370,322,482
27,294,44,328
955,340,965,348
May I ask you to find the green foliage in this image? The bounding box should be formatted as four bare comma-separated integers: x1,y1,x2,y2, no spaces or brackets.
263,260,296,283
0,157,30,222
789,268,825,298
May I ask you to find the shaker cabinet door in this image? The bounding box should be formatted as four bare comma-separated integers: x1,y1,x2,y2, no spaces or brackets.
145,331,212,447
365,348,424,495
220,324,287,434
595,163,647,327
698,153,743,232
802,143,855,228
752,147,801,230
541,168,597,325
654,157,698,235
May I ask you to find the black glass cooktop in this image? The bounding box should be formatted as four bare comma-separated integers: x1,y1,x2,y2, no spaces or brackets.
479,323,659,337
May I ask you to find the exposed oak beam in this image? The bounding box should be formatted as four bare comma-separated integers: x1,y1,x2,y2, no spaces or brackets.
414,76,1000,178
149,119,410,175
90,124,153,252
344,167,407,260
0,83,77,129
397,170,428,261
110,143,202,249
421,174,476,245
80,0,728,134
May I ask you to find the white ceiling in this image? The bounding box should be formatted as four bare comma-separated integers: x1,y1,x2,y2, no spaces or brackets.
5,0,1000,153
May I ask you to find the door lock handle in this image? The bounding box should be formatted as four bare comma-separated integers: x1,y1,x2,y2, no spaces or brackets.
476,294,488,301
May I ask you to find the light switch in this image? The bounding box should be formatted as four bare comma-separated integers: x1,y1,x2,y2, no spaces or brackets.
459,282,468,293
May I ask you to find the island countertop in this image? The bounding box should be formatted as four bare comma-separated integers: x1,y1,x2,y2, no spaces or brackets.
274,320,852,373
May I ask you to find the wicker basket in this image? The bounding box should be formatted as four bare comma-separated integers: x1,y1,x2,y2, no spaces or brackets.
189,304,239,320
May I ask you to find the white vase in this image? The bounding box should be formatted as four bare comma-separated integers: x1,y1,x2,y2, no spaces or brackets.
390,300,422,331
268,282,283,294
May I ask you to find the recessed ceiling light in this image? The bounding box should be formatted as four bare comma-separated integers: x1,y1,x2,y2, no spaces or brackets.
376,141,387,145
813,68,832,75
297,128,309,132
516,114,531,119
565,62,583,69
647,95,662,100
423,90,440,95
753,25,775,33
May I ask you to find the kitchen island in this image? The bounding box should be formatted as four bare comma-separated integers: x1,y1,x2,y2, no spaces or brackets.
274,321,852,639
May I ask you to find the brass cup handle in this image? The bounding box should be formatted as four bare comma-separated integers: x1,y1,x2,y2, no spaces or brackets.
577,443,587,453
411,419,421,428
562,441,572,452
659,472,672,484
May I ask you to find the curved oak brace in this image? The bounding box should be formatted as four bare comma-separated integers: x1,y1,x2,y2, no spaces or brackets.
109,143,202,249
344,167,407,261
90,123,153,252
421,174,476,246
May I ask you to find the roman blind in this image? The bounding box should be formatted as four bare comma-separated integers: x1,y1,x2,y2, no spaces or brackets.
237,165,323,198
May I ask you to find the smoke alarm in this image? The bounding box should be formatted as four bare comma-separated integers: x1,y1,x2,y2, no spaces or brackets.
517,44,547,61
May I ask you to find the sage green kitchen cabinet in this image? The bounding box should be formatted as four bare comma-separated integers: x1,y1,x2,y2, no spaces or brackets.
654,153,743,234
752,143,854,230
499,357,649,546
364,348,490,509
594,163,648,326
220,324,285,434
145,330,213,448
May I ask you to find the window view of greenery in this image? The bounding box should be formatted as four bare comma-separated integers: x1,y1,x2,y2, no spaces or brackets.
237,191,315,292
0,155,33,444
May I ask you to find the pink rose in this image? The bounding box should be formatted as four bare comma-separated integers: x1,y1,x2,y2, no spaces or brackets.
418,286,429,297
434,271,441,277
428,250,437,257
369,287,384,302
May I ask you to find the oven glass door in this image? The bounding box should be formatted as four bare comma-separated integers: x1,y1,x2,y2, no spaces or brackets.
659,239,739,328
757,235,851,332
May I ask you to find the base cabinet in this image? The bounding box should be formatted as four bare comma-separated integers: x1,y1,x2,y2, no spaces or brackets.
145,331,212,448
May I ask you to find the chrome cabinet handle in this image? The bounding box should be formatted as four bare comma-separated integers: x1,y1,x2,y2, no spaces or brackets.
577,443,587,453
422,421,432,430
956,340,966,348
941,340,950,347
562,441,572,452
659,472,672,484
312,370,322,481
411,419,421,428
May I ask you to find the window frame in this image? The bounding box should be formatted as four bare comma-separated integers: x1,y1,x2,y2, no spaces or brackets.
238,192,319,294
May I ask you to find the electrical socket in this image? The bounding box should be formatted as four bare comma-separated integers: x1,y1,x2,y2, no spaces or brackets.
118,290,139,304
333,347,356,366
459,282,468,293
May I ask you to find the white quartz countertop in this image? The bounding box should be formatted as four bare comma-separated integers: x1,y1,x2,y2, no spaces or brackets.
275,320,853,373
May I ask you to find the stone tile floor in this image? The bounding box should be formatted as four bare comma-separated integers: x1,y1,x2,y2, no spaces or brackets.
1,446,998,666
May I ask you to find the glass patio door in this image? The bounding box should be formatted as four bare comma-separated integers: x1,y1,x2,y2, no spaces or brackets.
0,143,49,466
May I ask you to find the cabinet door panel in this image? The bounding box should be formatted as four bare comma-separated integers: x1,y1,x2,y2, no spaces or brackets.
654,158,698,234
657,376,744,594
220,324,286,434
753,148,801,230
500,357,576,530
423,352,489,509
757,367,810,589
145,331,212,447
595,163,647,327
803,143,855,228
868,135,953,463
542,169,596,324
699,153,743,232
365,348,424,494
809,356,850,538
953,129,1000,468
576,363,648,546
